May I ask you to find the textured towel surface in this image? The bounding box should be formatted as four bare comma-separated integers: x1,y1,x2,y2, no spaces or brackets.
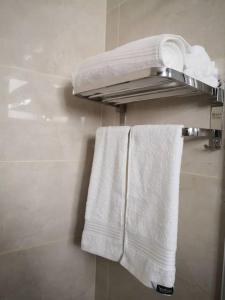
120,125,184,288
81,125,184,289
73,34,190,93
72,34,219,92
81,126,130,261
184,45,219,87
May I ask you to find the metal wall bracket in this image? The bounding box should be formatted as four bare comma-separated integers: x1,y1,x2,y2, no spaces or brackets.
116,104,127,126
204,105,224,150
204,130,222,150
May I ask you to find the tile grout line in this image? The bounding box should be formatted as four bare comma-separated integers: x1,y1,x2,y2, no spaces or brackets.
0,236,77,257
106,261,110,300
0,164,219,177
119,0,128,7
181,170,220,180
93,256,97,300
0,160,83,164
106,0,127,14
0,63,71,81
117,2,121,46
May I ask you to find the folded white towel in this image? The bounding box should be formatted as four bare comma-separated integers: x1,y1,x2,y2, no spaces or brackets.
73,34,219,92
81,126,130,261
73,34,191,93
120,125,184,288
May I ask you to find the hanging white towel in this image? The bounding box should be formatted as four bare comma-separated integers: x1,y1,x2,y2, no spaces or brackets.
120,125,184,289
81,126,130,261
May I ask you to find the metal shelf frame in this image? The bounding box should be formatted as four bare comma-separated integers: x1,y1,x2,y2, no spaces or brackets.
74,67,224,150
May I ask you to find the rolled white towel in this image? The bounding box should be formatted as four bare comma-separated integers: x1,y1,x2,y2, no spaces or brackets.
185,46,218,76
72,35,219,92
73,34,191,93
184,45,219,87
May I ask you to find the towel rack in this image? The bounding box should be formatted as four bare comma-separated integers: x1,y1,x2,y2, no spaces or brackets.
74,67,224,150
182,128,222,149
117,104,223,150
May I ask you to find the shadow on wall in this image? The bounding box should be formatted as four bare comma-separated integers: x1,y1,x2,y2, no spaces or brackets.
63,83,101,120
216,140,225,299
63,83,98,246
72,136,95,245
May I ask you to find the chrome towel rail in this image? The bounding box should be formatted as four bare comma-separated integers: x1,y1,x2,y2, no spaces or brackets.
117,104,223,151
182,127,222,150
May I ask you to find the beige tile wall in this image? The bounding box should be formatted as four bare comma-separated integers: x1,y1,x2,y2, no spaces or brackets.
0,1,106,299
96,0,225,299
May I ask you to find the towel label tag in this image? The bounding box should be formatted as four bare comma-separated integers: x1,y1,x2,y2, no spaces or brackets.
156,285,174,296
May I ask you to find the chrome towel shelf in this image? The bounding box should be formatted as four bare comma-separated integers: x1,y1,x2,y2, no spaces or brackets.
74,67,224,150
75,67,224,105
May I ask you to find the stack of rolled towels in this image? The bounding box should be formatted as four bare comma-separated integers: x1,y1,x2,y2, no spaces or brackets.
73,34,219,93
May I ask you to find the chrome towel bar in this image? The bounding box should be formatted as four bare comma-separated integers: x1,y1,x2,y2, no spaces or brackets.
182,128,222,150
117,106,223,150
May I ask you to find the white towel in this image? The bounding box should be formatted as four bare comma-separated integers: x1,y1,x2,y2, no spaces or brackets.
184,45,219,87
72,34,219,93
73,34,190,93
82,124,184,291
120,125,184,289
81,126,130,261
